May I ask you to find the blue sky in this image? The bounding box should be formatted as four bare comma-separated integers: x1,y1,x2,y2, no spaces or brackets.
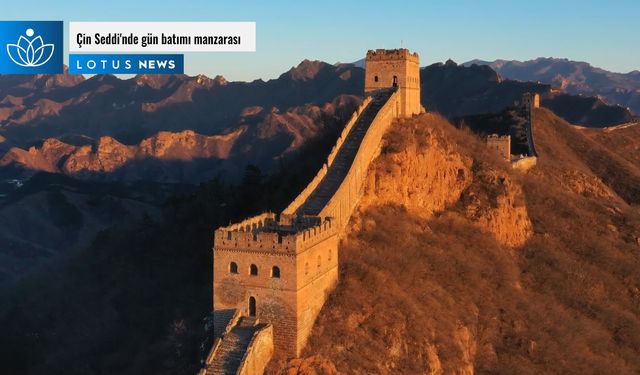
3,0,638,81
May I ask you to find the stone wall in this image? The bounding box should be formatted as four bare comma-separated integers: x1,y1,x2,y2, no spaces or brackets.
220,212,276,232
294,232,339,355
199,309,242,375
319,91,401,229
282,97,373,216
236,325,274,375
522,92,540,109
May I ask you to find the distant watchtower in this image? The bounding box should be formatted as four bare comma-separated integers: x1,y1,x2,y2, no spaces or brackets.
522,92,540,109
364,48,421,117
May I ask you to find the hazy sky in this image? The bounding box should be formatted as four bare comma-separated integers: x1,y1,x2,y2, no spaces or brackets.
3,0,638,81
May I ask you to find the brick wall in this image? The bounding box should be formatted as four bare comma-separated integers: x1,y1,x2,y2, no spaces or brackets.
282,97,373,217
236,325,274,375
320,91,401,230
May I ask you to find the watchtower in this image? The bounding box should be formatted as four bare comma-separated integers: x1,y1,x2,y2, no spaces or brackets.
522,92,540,109
213,214,339,357
486,134,512,161
520,92,539,157
364,48,421,117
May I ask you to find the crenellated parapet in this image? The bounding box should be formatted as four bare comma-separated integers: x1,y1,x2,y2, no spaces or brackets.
366,48,419,63
293,218,335,252
218,212,277,233
214,214,336,256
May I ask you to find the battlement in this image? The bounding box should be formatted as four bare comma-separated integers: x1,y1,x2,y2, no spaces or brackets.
219,213,277,233
294,218,335,251
487,134,510,140
215,214,336,255
366,48,419,63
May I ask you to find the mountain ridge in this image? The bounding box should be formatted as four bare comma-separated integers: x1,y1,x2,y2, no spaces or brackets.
464,57,640,114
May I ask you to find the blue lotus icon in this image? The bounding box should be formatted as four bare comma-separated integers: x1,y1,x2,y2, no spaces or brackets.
6,28,55,67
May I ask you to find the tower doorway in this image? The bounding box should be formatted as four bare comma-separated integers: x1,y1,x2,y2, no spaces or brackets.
249,296,256,317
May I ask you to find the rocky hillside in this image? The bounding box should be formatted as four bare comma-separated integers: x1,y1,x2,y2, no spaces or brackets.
0,62,362,147
0,95,359,183
274,110,640,374
466,57,640,115
0,62,362,183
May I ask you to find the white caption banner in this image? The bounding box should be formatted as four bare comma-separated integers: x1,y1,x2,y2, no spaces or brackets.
69,22,256,52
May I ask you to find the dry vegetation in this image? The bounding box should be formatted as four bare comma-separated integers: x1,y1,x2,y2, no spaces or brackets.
271,111,640,374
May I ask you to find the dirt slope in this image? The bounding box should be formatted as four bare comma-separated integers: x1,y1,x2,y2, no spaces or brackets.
272,110,640,374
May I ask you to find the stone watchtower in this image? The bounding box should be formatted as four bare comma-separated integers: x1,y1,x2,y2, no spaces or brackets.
213,214,338,357
522,92,540,109
486,134,512,161
364,48,422,117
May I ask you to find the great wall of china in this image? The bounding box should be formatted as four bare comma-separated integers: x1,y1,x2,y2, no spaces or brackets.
200,48,537,375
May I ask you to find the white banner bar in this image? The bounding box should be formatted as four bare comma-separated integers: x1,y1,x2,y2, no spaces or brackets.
69,22,256,52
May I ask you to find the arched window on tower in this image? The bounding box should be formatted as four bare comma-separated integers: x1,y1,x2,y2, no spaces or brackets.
229,262,238,274
271,266,280,278
374,75,379,82
250,264,258,276
393,75,398,87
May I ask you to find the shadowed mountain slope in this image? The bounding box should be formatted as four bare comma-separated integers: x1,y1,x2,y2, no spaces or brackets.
466,57,640,115
425,60,634,126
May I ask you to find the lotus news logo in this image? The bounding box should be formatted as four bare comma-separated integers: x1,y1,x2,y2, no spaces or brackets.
6,28,55,67
0,21,62,74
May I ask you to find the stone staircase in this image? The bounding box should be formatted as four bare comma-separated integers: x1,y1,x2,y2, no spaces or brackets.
297,89,395,216
212,309,237,340
204,317,259,375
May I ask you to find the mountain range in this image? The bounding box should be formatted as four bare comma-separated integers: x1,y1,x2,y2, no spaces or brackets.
0,57,636,284
465,57,640,115
1,59,634,185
